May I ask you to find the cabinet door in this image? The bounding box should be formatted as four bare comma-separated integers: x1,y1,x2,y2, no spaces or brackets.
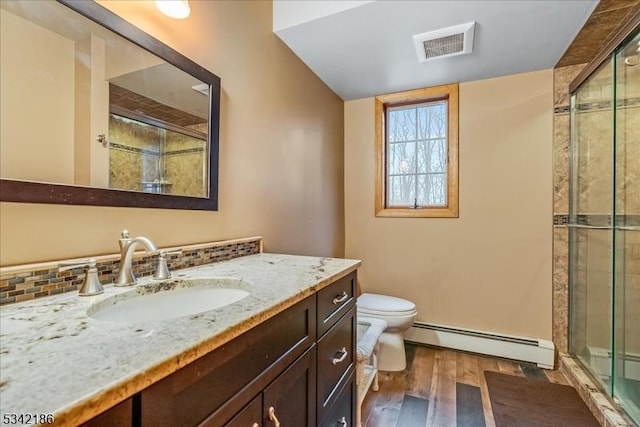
142,295,315,426
81,398,132,427
225,394,262,427
263,346,316,427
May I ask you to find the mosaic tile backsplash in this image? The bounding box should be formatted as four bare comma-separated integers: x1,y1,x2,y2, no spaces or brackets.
0,237,262,306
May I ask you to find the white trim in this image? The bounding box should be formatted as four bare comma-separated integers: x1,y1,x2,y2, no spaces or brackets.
405,321,555,369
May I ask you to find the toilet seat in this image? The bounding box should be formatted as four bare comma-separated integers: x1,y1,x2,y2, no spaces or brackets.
357,293,417,317
358,307,417,317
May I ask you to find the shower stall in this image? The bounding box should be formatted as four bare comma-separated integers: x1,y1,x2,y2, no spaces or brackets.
569,24,639,424
108,113,208,197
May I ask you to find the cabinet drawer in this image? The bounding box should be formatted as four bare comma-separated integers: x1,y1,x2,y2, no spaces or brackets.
317,307,355,419
317,272,356,336
141,295,316,427
319,370,356,427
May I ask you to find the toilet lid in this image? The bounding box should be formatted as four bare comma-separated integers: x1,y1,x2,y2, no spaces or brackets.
357,293,416,315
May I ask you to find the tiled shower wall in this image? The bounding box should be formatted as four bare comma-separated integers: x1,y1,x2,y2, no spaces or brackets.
108,115,206,196
552,64,586,353
163,130,207,197
109,114,161,192
0,237,262,306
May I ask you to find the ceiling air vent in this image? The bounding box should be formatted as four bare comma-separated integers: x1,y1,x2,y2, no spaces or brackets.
413,22,476,63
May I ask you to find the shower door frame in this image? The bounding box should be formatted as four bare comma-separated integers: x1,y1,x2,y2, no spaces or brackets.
568,11,640,423
569,12,640,94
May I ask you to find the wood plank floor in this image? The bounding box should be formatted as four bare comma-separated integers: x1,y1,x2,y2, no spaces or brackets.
361,343,572,427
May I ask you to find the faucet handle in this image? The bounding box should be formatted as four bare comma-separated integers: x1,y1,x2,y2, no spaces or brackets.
58,258,104,296
153,249,182,280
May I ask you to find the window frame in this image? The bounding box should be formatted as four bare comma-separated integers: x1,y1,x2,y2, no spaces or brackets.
375,84,459,218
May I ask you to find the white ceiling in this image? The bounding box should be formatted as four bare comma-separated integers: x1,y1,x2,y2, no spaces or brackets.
273,0,598,100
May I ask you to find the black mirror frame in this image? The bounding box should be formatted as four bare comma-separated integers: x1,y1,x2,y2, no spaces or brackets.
0,0,220,211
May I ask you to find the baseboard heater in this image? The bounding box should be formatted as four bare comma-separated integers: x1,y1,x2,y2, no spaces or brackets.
405,321,555,369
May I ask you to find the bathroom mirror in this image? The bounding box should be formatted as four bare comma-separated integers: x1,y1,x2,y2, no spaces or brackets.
0,0,220,210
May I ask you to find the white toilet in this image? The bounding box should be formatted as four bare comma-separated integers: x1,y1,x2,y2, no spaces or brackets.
356,293,417,372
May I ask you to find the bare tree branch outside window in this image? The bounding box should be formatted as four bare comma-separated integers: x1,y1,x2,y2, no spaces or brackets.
386,101,447,207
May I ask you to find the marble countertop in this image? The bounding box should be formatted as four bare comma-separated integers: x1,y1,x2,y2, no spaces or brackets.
0,253,360,426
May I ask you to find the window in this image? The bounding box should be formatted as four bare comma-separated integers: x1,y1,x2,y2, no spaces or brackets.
375,84,458,217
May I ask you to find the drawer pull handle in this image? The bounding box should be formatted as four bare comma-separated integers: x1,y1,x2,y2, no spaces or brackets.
268,406,281,427
333,292,349,305
332,347,348,365
252,424,259,427
338,416,348,426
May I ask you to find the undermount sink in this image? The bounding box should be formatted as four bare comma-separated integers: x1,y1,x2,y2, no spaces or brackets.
88,278,250,322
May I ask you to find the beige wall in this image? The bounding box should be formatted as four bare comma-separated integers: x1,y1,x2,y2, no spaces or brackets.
89,35,110,188
0,0,344,265
104,37,163,81
345,70,553,339
0,9,75,184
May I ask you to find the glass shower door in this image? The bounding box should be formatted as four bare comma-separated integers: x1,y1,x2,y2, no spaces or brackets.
569,58,614,391
613,31,640,421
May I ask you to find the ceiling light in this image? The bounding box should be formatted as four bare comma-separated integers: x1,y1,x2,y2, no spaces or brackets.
155,0,190,19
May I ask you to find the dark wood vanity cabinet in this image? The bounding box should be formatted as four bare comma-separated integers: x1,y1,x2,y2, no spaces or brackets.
222,346,316,427
80,398,133,427
223,394,262,426
317,272,356,336
84,271,357,427
317,308,356,423
141,294,316,427
317,272,357,426
320,372,356,427
261,345,317,426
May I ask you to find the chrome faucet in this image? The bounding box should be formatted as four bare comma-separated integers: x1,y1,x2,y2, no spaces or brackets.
115,230,158,286
59,258,104,296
